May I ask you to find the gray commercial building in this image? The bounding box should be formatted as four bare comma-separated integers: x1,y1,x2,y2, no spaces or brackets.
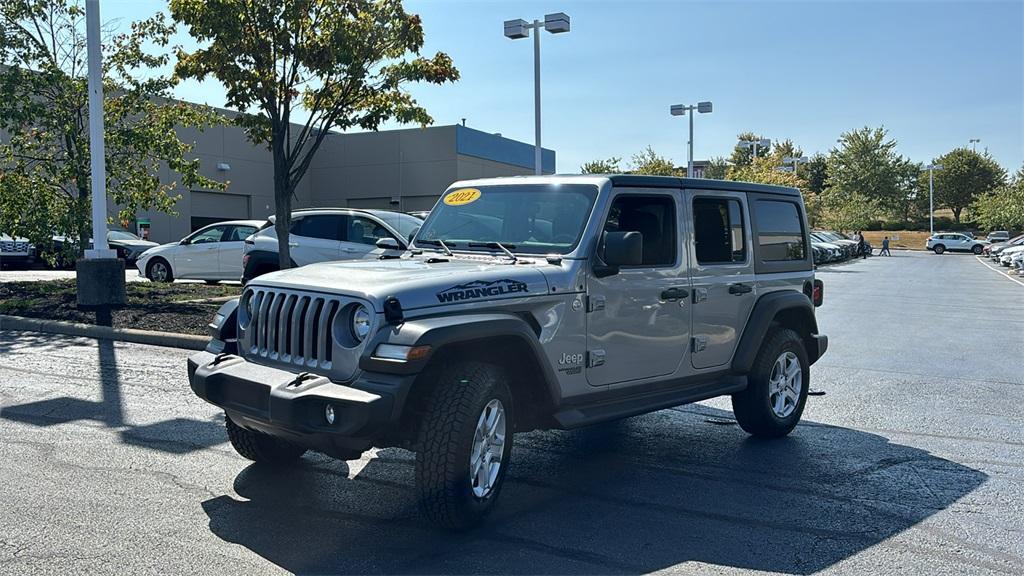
137,123,555,244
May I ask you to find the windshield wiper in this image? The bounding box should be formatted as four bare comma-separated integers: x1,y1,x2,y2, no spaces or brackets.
468,241,518,263
417,238,453,256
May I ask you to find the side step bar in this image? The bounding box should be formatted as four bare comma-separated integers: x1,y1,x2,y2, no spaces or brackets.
552,376,747,429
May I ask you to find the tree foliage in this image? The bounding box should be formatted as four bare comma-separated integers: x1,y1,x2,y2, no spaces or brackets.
970,166,1024,231
729,132,770,167
630,146,680,176
0,0,224,260
580,157,621,174
817,189,878,231
803,154,828,195
826,126,911,221
930,148,1007,223
170,0,459,268
703,156,729,180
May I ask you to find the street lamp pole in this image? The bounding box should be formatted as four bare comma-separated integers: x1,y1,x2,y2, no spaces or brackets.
926,164,944,236
84,0,112,258
670,101,713,177
969,138,980,152
504,13,570,176
737,138,771,161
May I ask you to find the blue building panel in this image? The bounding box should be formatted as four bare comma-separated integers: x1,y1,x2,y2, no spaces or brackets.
455,125,556,173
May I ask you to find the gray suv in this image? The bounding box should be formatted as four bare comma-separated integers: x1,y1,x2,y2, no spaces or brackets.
188,175,828,529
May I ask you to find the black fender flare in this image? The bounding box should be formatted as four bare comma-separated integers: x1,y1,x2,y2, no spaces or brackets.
731,291,823,373
241,249,296,283
359,312,561,404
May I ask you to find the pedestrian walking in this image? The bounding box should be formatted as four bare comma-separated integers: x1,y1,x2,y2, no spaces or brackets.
880,236,892,256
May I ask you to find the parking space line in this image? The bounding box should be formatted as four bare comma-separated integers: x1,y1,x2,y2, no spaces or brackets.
975,256,1024,287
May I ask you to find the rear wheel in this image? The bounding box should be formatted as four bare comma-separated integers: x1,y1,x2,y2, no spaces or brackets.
415,361,514,530
732,328,809,438
225,415,306,465
972,244,983,255
933,244,945,255
146,258,173,282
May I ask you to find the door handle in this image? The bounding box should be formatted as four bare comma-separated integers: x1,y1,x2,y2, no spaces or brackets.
728,283,753,295
288,242,299,248
660,287,690,301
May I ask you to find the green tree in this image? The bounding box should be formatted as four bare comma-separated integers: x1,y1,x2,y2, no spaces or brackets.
170,0,459,268
0,0,223,260
729,132,770,167
970,166,1024,231
580,157,621,174
630,146,680,176
726,155,804,189
817,189,878,232
827,126,908,222
703,156,729,180
930,148,1007,223
803,154,828,195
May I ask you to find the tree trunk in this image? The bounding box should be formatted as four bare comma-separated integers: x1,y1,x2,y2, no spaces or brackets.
271,131,292,270
953,206,962,224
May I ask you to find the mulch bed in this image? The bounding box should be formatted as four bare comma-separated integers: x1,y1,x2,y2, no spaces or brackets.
0,280,242,336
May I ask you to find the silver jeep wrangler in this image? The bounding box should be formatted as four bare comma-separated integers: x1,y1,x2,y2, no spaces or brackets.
189,174,828,529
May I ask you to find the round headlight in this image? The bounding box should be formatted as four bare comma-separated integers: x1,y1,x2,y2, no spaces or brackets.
351,305,371,341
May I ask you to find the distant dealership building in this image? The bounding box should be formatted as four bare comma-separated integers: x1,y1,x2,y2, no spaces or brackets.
136,122,555,244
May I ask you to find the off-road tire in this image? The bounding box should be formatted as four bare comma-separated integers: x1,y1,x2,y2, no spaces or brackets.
933,244,945,255
225,414,306,465
415,362,514,530
146,257,174,282
972,244,983,255
732,328,810,438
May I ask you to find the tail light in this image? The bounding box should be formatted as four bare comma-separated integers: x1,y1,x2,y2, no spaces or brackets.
242,253,250,267
812,279,824,307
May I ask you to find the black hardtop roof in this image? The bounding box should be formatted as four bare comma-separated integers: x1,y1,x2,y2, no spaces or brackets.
600,174,801,197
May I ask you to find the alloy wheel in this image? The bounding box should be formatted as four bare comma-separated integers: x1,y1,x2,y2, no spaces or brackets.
469,399,506,499
768,352,802,418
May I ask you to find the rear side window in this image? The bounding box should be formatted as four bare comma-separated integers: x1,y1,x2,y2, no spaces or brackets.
291,215,345,241
693,198,746,264
754,200,806,261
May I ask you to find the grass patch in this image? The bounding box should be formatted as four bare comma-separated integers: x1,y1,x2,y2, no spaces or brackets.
0,280,241,336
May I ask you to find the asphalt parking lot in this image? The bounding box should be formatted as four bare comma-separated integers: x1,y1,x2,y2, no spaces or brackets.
0,250,1022,575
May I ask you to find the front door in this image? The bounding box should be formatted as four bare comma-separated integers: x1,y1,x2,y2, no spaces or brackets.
586,190,691,387
687,191,756,370
340,215,399,260
219,224,257,279
177,224,229,278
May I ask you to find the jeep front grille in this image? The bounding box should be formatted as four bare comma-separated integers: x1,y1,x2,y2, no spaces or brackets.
243,288,342,369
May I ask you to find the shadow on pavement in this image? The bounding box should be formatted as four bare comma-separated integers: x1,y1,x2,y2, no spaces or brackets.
200,407,988,575
0,335,225,454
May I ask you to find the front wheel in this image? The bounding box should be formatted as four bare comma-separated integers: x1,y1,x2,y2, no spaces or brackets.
146,258,174,282
732,328,810,438
972,244,983,255
225,415,306,465
415,362,514,530
933,244,945,255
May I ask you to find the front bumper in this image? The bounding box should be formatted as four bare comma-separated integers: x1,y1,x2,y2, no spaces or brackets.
188,350,414,459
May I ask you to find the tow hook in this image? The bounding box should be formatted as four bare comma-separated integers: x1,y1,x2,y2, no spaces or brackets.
287,372,319,388
209,352,234,367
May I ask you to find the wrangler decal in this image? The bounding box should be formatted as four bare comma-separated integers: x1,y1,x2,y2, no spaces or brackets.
436,279,529,303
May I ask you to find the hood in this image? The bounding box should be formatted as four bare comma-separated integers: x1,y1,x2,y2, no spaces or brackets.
138,242,178,258
1000,245,1024,255
112,238,159,248
251,256,552,312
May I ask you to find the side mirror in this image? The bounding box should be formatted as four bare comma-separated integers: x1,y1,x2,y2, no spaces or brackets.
595,231,642,277
376,237,401,251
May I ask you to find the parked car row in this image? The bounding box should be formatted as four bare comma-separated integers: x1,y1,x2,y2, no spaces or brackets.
810,230,869,265
135,208,424,284
983,233,1024,274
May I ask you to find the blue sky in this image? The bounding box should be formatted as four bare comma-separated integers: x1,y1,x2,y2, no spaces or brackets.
104,0,1023,175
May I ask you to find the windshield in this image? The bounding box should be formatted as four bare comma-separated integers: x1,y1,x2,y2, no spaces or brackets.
375,211,423,240
108,230,141,241
415,184,599,255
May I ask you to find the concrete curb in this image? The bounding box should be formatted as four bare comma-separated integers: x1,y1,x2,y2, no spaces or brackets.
0,314,209,351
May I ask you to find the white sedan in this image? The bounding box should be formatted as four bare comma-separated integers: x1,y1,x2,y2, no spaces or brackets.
136,220,262,283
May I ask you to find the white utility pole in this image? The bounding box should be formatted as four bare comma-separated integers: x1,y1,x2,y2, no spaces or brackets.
504,13,570,175
84,0,113,258
926,164,944,236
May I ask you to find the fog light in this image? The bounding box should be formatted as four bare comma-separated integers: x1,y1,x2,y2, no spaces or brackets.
325,404,336,425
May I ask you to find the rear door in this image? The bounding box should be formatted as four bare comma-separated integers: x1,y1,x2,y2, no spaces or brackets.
687,191,756,370
585,189,691,387
219,224,257,279
289,215,345,265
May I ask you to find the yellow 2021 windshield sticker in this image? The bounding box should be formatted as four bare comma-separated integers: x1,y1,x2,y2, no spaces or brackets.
444,188,481,206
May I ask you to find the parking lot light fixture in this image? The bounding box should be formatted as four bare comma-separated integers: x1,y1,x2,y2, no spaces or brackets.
925,163,944,236
969,138,980,152
781,155,809,174
670,101,713,177
737,138,770,160
504,12,571,175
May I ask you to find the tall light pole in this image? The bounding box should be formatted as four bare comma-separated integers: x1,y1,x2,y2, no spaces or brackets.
84,0,112,259
926,163,944,235
670,101,713,177
504,13,570,175
969,138,980,152
737,138,771,160
779,155,808,173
